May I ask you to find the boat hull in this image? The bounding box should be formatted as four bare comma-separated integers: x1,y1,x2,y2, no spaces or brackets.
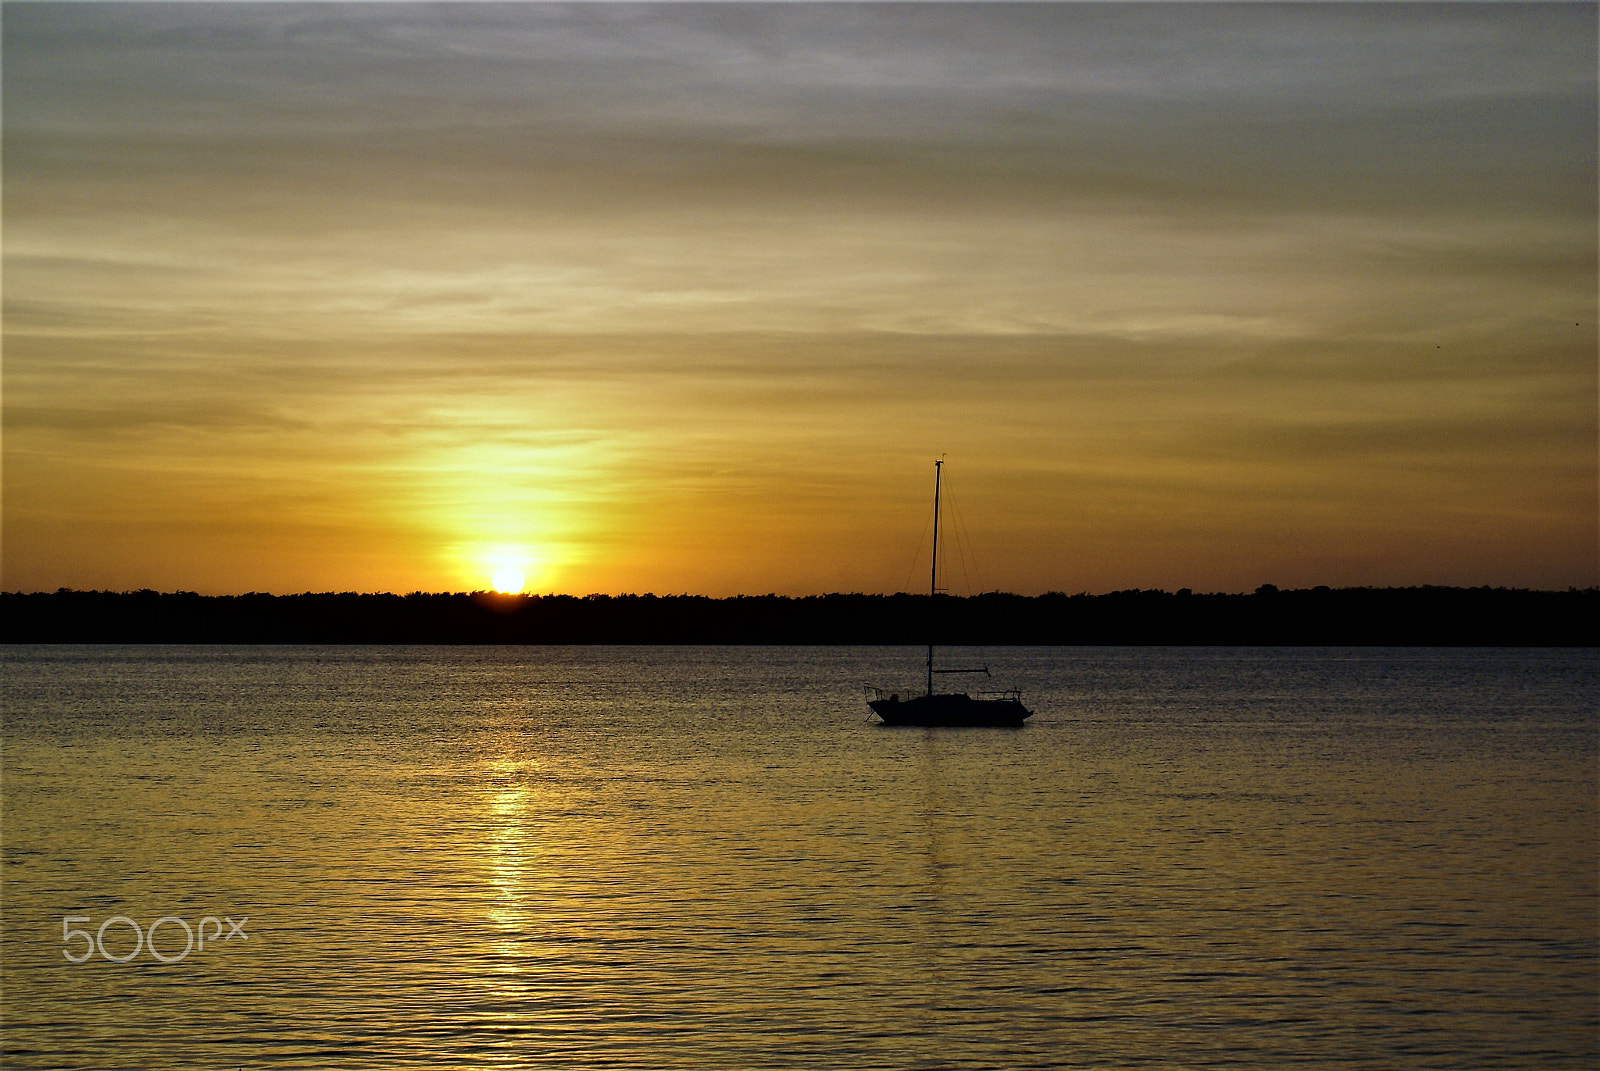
868,692,1032,727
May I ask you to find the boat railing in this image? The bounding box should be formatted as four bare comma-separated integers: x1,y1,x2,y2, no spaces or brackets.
869,683,1023,703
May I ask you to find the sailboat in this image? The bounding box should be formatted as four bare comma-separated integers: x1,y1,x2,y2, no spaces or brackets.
867,460,1033,727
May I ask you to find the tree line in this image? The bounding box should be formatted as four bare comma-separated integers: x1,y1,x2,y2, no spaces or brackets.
2,586,1594,645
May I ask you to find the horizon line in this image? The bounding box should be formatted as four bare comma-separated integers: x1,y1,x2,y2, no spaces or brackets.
9,584,1597,599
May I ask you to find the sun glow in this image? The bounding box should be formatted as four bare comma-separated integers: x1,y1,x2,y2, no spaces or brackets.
491,565,526,594
451,538,563,595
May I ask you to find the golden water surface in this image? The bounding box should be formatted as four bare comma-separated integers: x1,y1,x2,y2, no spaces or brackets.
3,646,1595,1068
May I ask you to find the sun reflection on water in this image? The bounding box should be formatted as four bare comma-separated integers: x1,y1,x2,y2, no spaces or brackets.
483,760,538,965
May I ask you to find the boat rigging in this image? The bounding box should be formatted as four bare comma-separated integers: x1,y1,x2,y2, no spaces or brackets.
866,460,1033,727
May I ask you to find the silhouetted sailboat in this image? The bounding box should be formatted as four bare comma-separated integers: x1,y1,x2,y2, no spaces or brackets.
867,460,1033,727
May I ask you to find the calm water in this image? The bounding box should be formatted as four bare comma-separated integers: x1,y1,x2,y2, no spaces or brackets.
2,645,1595,1069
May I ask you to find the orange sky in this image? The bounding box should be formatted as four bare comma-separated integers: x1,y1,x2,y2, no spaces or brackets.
4,3,1596,596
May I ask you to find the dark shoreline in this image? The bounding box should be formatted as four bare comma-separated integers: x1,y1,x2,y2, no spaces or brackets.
2,587,1594,645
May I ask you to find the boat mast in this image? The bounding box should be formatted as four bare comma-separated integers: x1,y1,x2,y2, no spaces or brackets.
928,459,941,697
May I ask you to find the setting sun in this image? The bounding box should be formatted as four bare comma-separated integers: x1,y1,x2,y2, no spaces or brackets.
491,567,525,595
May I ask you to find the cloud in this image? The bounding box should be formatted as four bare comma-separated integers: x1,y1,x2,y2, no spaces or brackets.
4,2,1594,594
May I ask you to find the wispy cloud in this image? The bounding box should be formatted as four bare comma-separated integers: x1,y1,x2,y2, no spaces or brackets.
5,3,1594,594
